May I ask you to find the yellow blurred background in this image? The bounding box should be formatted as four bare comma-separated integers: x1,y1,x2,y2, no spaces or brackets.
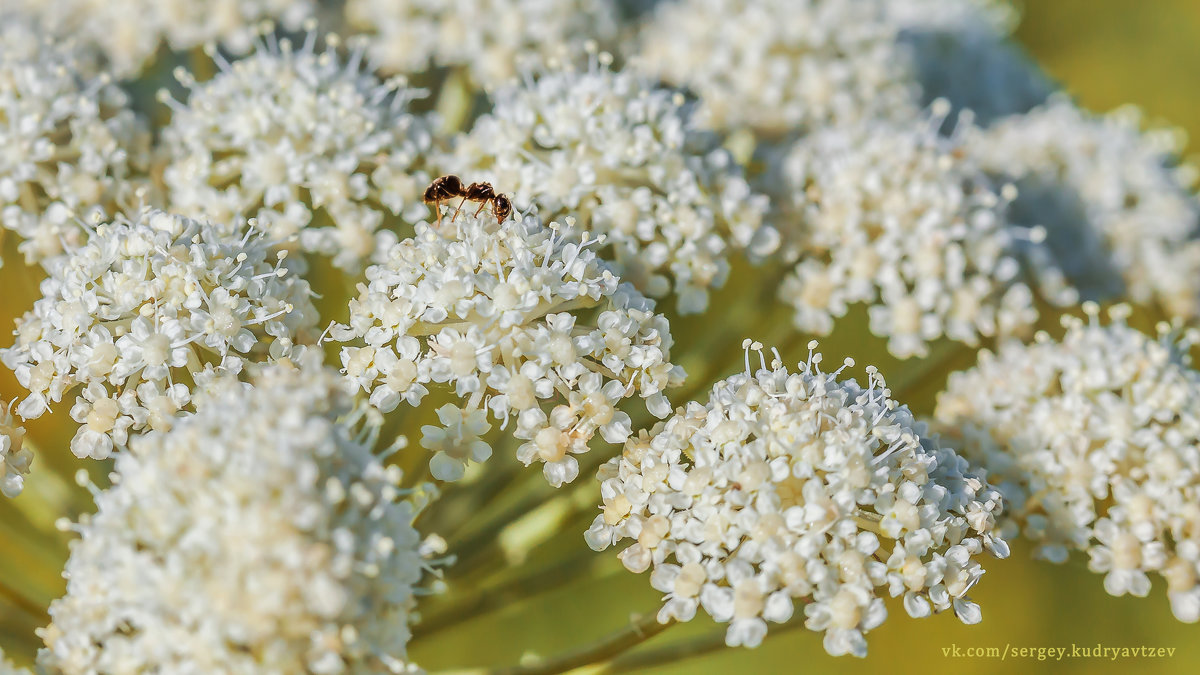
3,1,1200,673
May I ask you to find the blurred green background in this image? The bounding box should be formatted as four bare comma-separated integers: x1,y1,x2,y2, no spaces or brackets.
4,1,1200,673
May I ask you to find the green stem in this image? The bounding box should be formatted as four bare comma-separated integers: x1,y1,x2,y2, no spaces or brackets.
414,546,613,640
593,616,807,674
448,612,675,675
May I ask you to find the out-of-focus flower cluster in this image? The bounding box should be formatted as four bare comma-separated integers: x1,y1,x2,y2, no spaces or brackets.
38,358,438,673
935,307,1200,623
588,342,1007,655
330,210,684,486
160,31,435,271
778,105,1075,358
0,18,150,266
633,0,917,136
969,98,1200,319
344,0,621,88
15,0,315,77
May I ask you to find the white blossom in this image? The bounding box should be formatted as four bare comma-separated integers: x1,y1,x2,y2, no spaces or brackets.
448,61,777,313
0,209,318,460
935,306,1200,623
160,31,435,271
0,401,30,499
0,18,150,266
632,0,918,136
330,210,685,486
588,341,1007,655
969,96,1200,319
343,0,621,88
778,108,1074,358
36,359,437,673
17,0,315,77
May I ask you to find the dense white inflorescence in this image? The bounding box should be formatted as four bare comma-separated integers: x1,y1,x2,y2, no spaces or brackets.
0,401,30,498
777,108,1075,358
343,0,621,88
935,307,1200,623
330,210,685,486
632,0,917,136
970,97,1200,320
885,0,1052,124
449,63,777,314
18,0,315,77
0,19,150,266
588,341,1008,656
37,360,437,673
0,209,318,461
161,32,435,271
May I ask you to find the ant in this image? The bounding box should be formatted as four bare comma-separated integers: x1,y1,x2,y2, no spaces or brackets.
423,175,513,227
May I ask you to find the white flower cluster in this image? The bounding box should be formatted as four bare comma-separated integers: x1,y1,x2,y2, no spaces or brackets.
449,63,777,314
970,97,1200,319
778,109,1075,358
885,0,1052,123
18,0,315,77
587,342,1008,656
1,401,30,498
934,307,1200,624
331,211,685,486
161,32,435,271
0,209,318,461
37,359,436,674
343,0,621,88
632,0,917,136
0,20,149,266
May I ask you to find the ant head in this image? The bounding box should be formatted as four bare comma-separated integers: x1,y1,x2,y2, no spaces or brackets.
493,194,512,223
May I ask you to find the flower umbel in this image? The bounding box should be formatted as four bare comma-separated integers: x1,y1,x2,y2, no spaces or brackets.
0,209,318,461
777,106,1074,358
935,305,1200,623
449,60,777,313
37,359,438,674
160,29,435,271
588,341,1007,656
330,210,685,486
0,19,150,266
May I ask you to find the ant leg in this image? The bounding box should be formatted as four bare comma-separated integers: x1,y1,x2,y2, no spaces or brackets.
451,196,468,222
473,199,489,217
433,199,443,227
